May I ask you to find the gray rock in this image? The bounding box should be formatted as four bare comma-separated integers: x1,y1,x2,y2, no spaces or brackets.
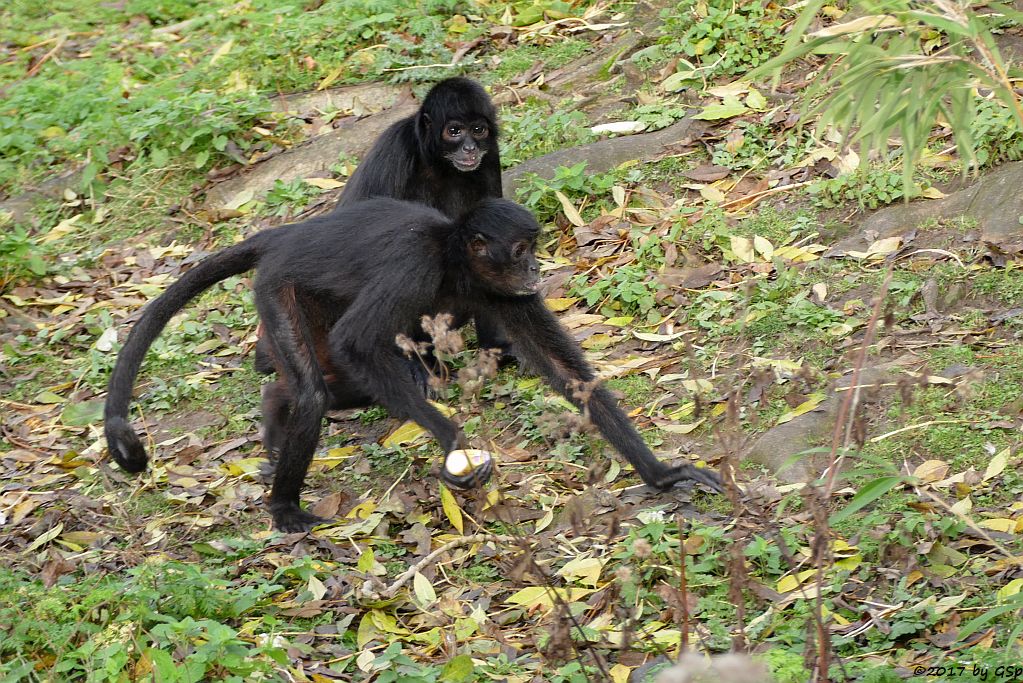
0,168,83,223
269,82,404,115
203,103,417,210
745,364,907,482
830,160,1023,254
502,117,707,197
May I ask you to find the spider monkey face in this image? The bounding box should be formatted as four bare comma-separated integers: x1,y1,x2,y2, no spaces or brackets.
468,234,540,297
440,118,491,172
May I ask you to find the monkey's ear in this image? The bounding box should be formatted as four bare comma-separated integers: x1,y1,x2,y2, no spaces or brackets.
469,234,489,257
421,112,433,132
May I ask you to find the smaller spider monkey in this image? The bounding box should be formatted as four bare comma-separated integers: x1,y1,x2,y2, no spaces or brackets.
335,76,502,219
104,199,722,532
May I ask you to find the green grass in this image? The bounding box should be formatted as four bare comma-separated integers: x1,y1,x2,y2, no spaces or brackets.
606,374,659,405
0,561,287,681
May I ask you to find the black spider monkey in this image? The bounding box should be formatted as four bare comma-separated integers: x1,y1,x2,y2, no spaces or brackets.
335,76,502,219
253,77,507,376
104,198,722,532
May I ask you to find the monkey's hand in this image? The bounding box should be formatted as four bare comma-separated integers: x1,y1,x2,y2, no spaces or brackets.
441,449,494,489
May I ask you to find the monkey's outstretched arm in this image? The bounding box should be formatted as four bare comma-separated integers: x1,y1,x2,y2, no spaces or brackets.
498,297,723,492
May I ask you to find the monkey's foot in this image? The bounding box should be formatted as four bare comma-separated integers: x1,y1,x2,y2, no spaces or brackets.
270,504,325,533
441,449,494,489
670,463,724,493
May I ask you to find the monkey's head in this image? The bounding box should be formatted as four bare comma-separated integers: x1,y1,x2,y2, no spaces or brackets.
461,199,540,297
417,77,498,173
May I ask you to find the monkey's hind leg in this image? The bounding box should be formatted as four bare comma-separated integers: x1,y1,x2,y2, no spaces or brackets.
257,287,331,532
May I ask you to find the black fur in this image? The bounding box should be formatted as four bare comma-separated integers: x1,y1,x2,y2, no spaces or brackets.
104,198,721,532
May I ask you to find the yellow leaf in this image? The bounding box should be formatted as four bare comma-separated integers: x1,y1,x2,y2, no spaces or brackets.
834,555,861,571
977,518,1016,533
730,236,755,263
983,447,1010,482
934,593,968,614
950,496,972,515
776,575,799,593
357,548,376,572
811,14,900,37
701,185,727,203
847,236,902,259
535,508,554,533
26,523,64,553
505,586,594,610
39,215,82,244
682,378,714,393
610,664,632,683
920,187,946,199
317,65,345,91
210,39,233,65
356,649,376,672
776,568,817,593
634,330,690,342
440,484,464,533
382,421,428,447
307,575,327,601
304,177,345,189
62,530,100,546
558,556,606,587
660,419,705,434
346,500,377,519
997,578,1023,601
413,572,437,607
612,185,627,207
604,316,634,327
831,539,858,555
545,297,578,312
753,235,774,260
581,333,614,350
913,459,949,483
773,245,821,263
776,393,827,425
554,190,586,227
428,400,455,417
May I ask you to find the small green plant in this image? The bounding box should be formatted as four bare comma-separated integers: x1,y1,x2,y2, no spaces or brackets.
0,562,286,681
630,101,689,131
262,179,323,217
516,161,640,224
570,262,663,317
0,222,47,288
972,96,1023,167
502,107,596,167
711,119,818,172
810,168,920,209
658,0,788,77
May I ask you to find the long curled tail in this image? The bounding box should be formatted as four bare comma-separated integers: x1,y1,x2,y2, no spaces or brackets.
104,233,271,472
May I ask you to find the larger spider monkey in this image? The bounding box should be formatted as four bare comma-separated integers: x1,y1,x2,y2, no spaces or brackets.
104,199,722,533
254,77,507,376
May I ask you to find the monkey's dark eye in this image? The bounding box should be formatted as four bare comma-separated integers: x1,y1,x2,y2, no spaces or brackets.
471,125,488,138
512,242,528,258
447,125,463,137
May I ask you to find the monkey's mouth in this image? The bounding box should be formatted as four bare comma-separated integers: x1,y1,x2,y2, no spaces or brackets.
450,151,484,171
512,279,541,296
